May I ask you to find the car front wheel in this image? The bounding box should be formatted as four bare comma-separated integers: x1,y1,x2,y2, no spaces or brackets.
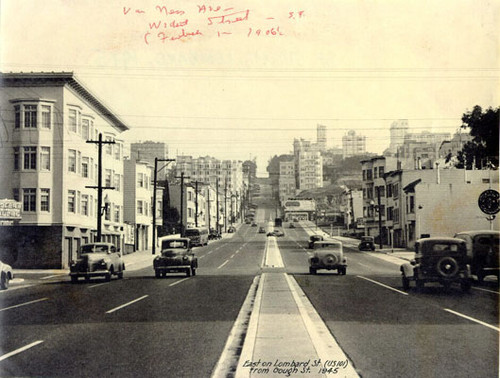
402,275,410,290
155,270,161,278
460,279,471,292
309,267,317,275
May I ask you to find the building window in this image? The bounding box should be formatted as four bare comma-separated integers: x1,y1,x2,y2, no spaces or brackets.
14,105,21,129
82,118,90,140
105,136,113,155
137,173,144,188
23,147,37,170
40,189,50,212
393,184,399,198
81,195,89,216
82,157,89,178
114,206,120,223
68,149,77,172
68,190,76,213
13,188,19,201
114,143,121,160
379,166,385,176
23,188,36,212
41,105,51,129
68,109,77,132
13,147,19,170
409,196,415,213
105,169,112,187
114,174,121,191
105,203,111,221
24,105,37,128
40,147,50,171
137,200,144,214
386,184,393,198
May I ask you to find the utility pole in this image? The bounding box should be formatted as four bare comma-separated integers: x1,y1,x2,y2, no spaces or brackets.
152,158,175,255
86,133,115,242
377,186,383,249
216,177,220,233
194,180,199,227
207,186,211,231
175,172,190,236
224,176,228,233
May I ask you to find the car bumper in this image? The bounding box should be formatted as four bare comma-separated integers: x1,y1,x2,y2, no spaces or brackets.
155,265,192,272
69,269,111,278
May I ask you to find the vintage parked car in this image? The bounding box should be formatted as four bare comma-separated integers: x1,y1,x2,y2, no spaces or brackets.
358,236,376,251
309,240,347,275
454,230,499,283
308,234,324,249
251,222,258,227
69,243,125,283
0,260,13,290
400,237,472,292
227,226,236,233
289,223,295,229
154,237,197,277
258,226,266,234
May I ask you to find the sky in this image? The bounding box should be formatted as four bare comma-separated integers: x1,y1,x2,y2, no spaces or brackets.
1,0,499,176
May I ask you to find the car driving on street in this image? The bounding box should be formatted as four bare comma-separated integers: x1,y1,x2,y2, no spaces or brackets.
358,236,376,251
309,240,347,275
69,243,125,283
400,237,472,292
154,237,198,277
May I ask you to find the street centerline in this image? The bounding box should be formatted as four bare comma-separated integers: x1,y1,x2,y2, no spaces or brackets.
0,298,49,312
105,295,149,314
0,341,44,362
357,275,409,296
218,260,229,269
443,308,500,332
169,278,190,287
471,286,499,295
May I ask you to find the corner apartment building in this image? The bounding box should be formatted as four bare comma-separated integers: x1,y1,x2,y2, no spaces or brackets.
0,72,128,268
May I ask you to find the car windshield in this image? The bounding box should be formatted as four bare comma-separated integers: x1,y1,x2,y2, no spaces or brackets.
184,230,199,236
361,237,373,242
161,240,188,249
80,245,108,253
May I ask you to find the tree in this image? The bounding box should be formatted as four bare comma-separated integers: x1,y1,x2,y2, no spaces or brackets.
457,105,499,169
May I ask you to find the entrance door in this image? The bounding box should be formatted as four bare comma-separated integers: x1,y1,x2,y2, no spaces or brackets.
65,237,73,269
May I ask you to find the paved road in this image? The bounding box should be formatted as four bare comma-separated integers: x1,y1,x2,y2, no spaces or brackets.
1,183,498,377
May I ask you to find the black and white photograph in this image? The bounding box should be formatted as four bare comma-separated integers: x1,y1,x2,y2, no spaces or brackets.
0,0,499,377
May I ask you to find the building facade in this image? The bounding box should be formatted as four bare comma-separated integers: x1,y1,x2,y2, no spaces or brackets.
342,130,366,158
0,72,129,268
129,141,169,180
278,160,296,204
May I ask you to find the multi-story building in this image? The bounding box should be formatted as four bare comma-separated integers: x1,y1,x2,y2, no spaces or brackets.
316,124,327,152
342,130,366,158
129,141,169,180
124,159,156,253
361,156,399,242
279,160,296,204
293,138,323,191
298,150,323,191
170,184,197,232
0,72,129,268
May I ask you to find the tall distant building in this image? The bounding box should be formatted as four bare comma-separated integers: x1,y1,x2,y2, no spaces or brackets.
279,160,296,204
130,141,169,180
342,130,366,158
386,119,409,155
316,124,327,151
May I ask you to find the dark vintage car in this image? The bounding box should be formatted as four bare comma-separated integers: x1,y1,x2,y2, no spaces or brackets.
154,237,197,277
258,226,266,234
251,222,258,227
1,260,13,290
358,236,376,251
400,237,471,292
454,230,499,283
289,223,295,229
69,243,125,283
227,226,236,233
309,240,347,275
308,234,324,249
